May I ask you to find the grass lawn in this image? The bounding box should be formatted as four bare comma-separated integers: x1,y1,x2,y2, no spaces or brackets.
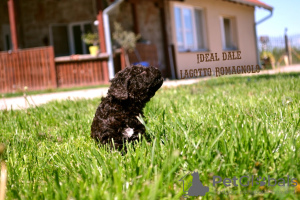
0,84,110,99
0,73,300,199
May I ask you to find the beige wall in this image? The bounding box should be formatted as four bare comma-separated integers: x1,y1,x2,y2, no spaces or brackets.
169,0,258,78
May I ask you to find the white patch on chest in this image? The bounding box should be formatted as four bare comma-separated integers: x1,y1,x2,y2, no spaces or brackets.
122,128,134,139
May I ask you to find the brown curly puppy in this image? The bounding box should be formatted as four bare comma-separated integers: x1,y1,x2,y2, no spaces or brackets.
91,65,163,150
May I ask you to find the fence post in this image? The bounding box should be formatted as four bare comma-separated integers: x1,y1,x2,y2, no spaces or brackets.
120,48,126,70
284,28,292,65
288,42,292,65
7,0,18,51
48,46,57,88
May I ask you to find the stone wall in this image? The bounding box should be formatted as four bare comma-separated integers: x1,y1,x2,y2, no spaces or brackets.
0,1,10,51
109,2,134,34
18,0,97,48
136,1,165,71
164,1,173,46
0,0,172,75
109,1,167,72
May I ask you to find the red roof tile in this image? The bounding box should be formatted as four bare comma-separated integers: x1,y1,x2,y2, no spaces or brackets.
225,0,273,11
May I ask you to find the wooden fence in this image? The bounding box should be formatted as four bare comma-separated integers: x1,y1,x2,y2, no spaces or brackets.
55,56,109,88
127,43,159,68
0,46,56,93
0,46,110,93
0,44,162,93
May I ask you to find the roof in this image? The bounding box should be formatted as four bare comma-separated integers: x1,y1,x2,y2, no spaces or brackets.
224,0,273,11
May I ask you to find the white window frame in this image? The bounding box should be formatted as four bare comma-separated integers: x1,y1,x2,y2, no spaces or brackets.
49,21,93,56
49,23,71,55
173,4,207,52
220,16,238,50
68,21,93,55
2,24,12,51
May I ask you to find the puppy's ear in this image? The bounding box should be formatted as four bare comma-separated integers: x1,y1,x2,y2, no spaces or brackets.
109,77,130,100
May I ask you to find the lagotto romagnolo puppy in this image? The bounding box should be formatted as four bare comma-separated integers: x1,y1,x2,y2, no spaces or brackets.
91,65,163,150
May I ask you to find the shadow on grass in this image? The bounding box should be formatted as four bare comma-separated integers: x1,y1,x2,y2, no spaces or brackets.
201,72,300,87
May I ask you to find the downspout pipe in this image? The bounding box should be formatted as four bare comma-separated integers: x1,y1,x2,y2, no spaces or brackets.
254,8,273,66
103,0,124,80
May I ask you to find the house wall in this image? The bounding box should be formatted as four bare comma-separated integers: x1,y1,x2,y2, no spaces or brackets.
0,0,97,50
18,0,97,48
136,2,165,71
1,0,168,75
0,1,10,51
109,2,134,41
164,0,173,48
169,0,258,78
109,1,166,73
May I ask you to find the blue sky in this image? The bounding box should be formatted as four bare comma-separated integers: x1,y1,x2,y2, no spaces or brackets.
255,0,300,37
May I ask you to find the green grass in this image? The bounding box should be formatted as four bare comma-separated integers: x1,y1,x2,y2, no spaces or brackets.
0,84,110,99
0,73,300,199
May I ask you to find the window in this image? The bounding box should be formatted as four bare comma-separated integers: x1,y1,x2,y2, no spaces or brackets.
50,21,94,57
69,22,93,55
50,24,70,57
2,25,12,51
220,17,238,50
174,5,206,51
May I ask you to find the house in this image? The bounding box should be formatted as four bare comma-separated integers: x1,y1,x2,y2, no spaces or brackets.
0,0,111,93
105,0,273,78
168,0,273,78
0,0,272,93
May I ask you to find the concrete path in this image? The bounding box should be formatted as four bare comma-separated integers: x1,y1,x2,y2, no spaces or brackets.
1,64,300,110
0,88,109,110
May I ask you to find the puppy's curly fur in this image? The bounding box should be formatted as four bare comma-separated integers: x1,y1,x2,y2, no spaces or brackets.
91,65,163,150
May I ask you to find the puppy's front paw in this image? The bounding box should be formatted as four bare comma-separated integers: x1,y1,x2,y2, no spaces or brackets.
122,127,134,139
